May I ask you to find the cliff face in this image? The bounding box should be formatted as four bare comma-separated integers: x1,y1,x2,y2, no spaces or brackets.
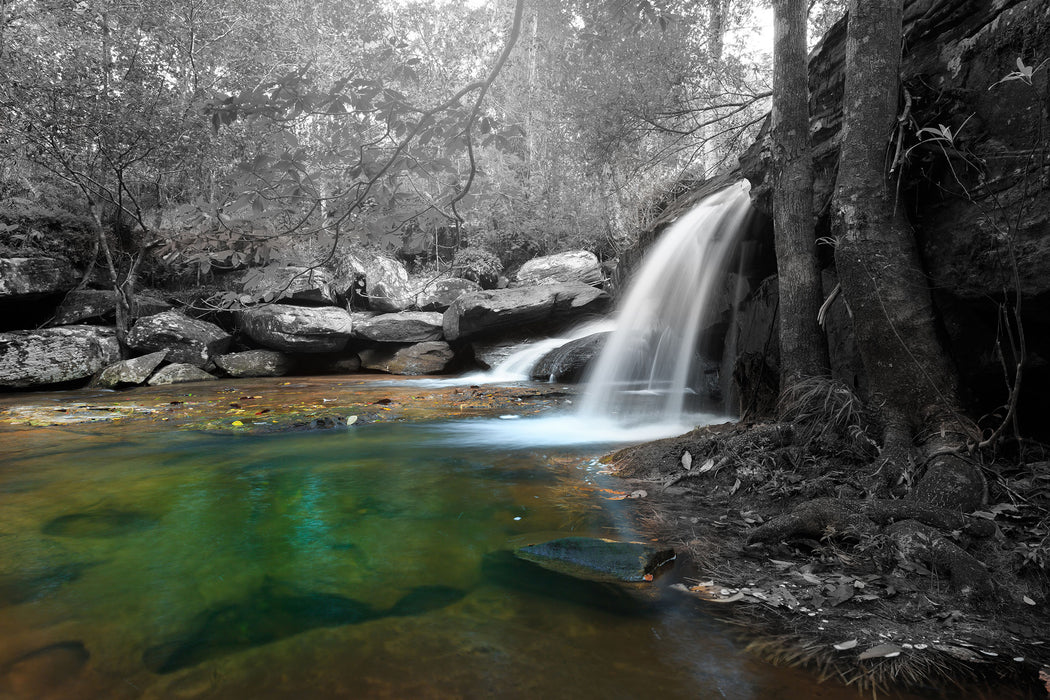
735,0,1050,430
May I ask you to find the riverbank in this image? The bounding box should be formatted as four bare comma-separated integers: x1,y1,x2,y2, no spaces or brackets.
605,420,1050,698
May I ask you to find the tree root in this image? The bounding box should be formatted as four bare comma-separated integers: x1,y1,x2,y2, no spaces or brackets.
747,497,996,600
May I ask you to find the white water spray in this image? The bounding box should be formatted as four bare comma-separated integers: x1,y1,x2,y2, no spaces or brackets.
577,182,753,424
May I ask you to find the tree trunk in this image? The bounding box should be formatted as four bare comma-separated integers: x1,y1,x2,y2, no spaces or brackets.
771,0,827,388
831,0,983,507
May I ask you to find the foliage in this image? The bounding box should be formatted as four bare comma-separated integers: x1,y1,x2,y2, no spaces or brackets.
451,247,503,288
777,377,877,458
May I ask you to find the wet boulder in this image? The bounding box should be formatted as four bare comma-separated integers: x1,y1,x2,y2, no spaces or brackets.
443,284,610,341
240,266,338,306
514,537,674,583
92,350,168,388
0,257,79,301
147,363,216,385
358,341,454,375
237,305,354,353
415,278,481,312
214,350,292,378
126,311,231,368
0,326,120,388
353,312,444,343
530,333,607,382
514,251,603,287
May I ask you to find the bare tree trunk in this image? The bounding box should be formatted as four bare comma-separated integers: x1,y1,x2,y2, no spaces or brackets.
831,0,982,507
771,0,827,388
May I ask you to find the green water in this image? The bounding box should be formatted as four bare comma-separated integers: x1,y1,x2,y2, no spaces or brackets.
0,416,886,699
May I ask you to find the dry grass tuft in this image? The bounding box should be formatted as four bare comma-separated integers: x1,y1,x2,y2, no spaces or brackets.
778,377,877,459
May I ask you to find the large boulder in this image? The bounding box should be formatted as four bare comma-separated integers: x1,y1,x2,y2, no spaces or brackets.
443,284,610,341
514,251,603,287
147,363,216,385
237,304,354,353
126,311,231,368
358,341,454,375
365,255,415,312
92,350,168,389
326,252,370,303
530,333,607,382
415,278,481,312
214,350,292,378
0,326,120,388
240,266,338,306
0,257,79,301
53,289,172,326
353,312,444,343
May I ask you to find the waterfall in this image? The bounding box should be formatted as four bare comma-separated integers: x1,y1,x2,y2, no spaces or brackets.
578,182,753,424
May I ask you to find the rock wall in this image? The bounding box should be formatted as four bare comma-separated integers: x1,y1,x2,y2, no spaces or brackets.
734,0,1050,433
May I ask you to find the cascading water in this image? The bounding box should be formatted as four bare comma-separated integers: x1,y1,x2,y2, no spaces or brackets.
578,181,754,425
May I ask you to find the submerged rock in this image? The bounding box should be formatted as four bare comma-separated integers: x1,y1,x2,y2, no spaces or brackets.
515,251,603,287
214,350,292,378
42,509,158,538
443,284,609,341
0,326,120,388
514,537,674,583
127,311,231,368
147,363,216,385
92,350,168,388
358,341,454,375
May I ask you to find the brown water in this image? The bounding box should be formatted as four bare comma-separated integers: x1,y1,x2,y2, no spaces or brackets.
0,377,918,699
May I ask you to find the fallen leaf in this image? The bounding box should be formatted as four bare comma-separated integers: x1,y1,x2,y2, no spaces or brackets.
1023,596,1036,605
643,573,654,582
833,639,858,651
681,451,693,470
232,420,243,426
697,458,715,473
628,490,647,499
859,643,902,660
346,415,358,426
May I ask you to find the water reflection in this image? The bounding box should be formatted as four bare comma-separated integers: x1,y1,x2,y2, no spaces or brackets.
0,418,889,699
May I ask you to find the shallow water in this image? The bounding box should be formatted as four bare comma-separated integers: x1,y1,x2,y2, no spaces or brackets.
0,380,912,699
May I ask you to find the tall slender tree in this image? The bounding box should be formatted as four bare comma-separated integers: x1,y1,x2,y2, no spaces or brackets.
771,0,827,390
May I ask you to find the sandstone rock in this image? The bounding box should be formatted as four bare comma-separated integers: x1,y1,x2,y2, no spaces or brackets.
147,363,216,385
214,350,292,378
237,304,354,353
414,278,481,312
443,284,610,341
530,333,607,382
327,253,369,303
127,311,231,368
514,537,675,583
354,312,444,343
0,257,79,301
515,251,603,287
0,326,120,388
53,290,116,325
93,350,168,388
53,290,171,326
365,255,414,312
471,340,527,370
240,266,338,306
358,341,454,375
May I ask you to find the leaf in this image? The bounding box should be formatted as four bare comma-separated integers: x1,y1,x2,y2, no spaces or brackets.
697,458,715,473
1023,596,1036,605
681,451,692,470
628,489,647,499
859,643,902,660
833,639,858,651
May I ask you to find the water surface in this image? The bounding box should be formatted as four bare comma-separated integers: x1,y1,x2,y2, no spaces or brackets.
0,380,903,699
